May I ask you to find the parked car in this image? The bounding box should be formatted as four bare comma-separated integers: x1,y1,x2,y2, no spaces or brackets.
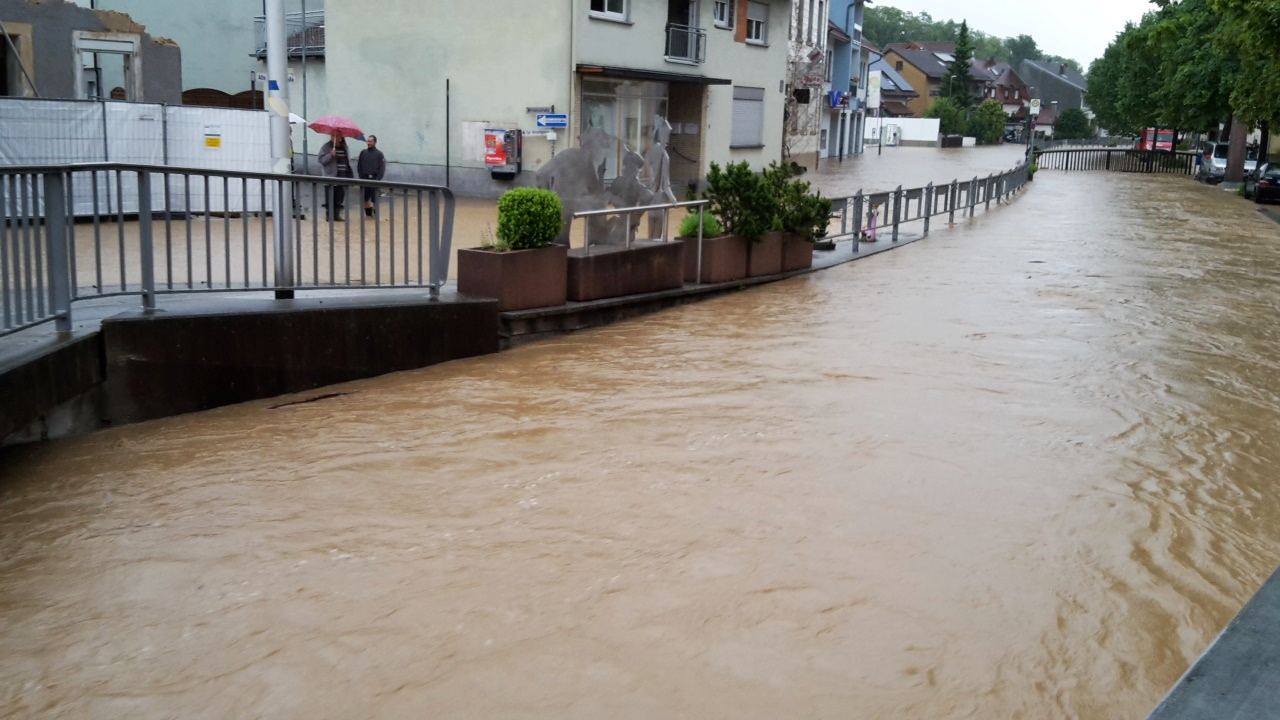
1197,142,1260,183
1244,163,1280,204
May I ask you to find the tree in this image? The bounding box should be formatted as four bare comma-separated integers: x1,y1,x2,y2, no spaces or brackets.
1055,107,1091,139
1209,0,1280,128
1004,35,1043,68
969,100,1008,144
942,21,977,108
926,97,968,136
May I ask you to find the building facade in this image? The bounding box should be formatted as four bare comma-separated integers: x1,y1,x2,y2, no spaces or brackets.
321,0,791,198
1,0,179,102
824,0,868,161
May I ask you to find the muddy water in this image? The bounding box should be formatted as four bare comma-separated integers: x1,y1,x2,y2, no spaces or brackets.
4,169,1280,719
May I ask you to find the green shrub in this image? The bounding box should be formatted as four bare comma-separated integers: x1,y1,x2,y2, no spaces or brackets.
968,100,1007,145
703,161,778,242
678,212,723,237
496,187,562,250
762,162,831,241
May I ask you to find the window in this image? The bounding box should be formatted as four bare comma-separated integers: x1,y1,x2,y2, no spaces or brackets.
72,32,141,101
894,60,903,71
731,86,764,147
589,0,627,20
1014,89,1020,100
746,1,767,43
808,0,815,44
818,1,825,48
825,49,833,82
713,0,735,28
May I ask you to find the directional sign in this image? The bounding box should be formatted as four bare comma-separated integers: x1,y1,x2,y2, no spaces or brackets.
536,113,568,129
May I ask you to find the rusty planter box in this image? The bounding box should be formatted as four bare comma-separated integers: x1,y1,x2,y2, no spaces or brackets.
781,233,815,272
566,241,685,302
457,245,568,311
680,234,749,284
747,231,785,277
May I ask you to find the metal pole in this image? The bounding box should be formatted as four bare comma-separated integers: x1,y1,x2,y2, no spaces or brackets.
891,185,901,242
923,183,932,236
43,172,72,332
445,79,451,188
266,0,295,297
138,170,156,311
877,108,883,156
696,205,704,283
302,0,308,174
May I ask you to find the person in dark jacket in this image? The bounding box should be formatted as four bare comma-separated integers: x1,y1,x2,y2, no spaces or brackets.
318,130,354,220
357,135,388,217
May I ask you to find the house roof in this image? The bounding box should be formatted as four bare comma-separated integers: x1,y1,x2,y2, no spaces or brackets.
827,20,851,44
885,44,950,79
881,101,914,116
868,52,918,96
1021,60,1088,92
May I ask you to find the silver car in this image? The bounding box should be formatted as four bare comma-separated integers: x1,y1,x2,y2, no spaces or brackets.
1197,142,1259,183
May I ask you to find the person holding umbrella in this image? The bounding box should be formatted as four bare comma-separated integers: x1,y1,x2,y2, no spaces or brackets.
312,115,364,221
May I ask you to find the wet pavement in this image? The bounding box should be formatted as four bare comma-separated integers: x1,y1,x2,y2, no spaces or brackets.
3,154,1280,719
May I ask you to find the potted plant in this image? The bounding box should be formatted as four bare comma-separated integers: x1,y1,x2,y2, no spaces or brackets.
457,187,567,311
774,165,832,271
684,161,777,282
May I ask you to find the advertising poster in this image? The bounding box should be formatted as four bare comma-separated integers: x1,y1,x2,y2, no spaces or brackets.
484,129,507,166
867,71,882,111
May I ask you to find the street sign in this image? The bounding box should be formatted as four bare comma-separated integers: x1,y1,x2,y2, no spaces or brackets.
1030,98,1041,116
526,106,554,114
536,113,568,129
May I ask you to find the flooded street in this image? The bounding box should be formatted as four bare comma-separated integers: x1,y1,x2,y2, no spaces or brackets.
4,158,1280,718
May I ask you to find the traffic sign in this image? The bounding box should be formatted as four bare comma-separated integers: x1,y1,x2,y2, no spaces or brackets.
536,114,568,129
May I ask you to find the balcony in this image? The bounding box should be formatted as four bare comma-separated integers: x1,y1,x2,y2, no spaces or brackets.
253,10,325,59
664,24,706,64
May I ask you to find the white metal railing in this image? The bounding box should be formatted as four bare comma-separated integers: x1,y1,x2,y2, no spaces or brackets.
573,199,711,279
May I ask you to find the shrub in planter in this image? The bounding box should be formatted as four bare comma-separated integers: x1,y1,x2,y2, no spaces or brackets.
703,161,777,242
677,212,724,238
496,187,562,250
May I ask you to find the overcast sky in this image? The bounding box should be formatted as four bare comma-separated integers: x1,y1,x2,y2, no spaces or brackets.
877,0,1158,68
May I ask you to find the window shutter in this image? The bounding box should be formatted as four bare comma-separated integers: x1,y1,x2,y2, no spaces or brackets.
731,86,764,146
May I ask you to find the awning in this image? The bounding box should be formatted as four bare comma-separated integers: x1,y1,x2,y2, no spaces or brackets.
576,64,732,85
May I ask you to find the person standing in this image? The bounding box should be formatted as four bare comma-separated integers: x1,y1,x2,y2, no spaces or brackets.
357,135,387,217
318,130,353,221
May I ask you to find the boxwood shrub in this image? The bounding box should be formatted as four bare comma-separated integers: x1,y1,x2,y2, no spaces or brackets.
496,188,562,250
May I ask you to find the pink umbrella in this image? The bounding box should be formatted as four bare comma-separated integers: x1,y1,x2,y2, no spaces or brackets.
308,115,365,141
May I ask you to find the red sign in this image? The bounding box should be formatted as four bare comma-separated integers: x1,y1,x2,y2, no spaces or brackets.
484,129,507,166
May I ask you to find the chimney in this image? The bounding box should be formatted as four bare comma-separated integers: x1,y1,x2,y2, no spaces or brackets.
1058,63,1066,75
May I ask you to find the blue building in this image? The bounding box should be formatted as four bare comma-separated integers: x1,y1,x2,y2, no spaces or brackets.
823,0,869,158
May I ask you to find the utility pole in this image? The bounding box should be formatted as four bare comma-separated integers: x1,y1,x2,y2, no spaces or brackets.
266,0,295,298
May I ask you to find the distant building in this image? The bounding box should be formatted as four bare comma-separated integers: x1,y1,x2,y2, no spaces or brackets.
1017,60,1088,113
866,50,918,117
0,0,180,103
825,0,870,159
881,42,954,117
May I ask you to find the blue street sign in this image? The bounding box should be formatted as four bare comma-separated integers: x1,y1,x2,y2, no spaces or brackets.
536,114,568,129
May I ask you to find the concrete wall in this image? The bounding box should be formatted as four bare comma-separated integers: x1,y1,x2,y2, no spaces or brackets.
0,0,180,103
73,0,265,94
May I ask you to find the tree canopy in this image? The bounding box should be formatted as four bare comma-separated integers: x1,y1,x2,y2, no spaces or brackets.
970,100,1009,144
925,97,967,136
1055,108,1092,139
941,22,977,108
1086,0,1276,135
863,6,1084,72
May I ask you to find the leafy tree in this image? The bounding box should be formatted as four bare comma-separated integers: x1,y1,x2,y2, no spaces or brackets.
1148,0,1238,131
941,21,977,108
1004,35,1043,68
1208,0,1280,127
969,100,1008,144
1055,107,1091,139
926,97,968,136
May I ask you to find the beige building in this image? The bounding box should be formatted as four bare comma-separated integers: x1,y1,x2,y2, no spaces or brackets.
325,0,792,197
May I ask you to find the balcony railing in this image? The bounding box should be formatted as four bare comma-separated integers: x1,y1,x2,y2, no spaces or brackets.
665,24,706,64
253,10,325,59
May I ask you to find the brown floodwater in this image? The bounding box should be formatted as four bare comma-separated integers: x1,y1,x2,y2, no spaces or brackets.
3,166,1280,719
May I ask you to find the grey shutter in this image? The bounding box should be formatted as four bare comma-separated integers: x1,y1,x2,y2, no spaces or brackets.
731,86,765,147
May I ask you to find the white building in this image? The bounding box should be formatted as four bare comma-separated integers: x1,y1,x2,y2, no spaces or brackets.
783,0,829,170
322,0,793,198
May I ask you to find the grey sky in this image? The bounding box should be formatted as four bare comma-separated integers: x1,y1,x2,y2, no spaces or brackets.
877,0,1158,68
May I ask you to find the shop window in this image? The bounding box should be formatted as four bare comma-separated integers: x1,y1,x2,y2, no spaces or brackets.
746,1,768,44
581,78,668,180
590,0,628,21
714,0,735,28
731,86,764,147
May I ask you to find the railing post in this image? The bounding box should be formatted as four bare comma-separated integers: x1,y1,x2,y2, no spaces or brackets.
137,170,156,311
968,176,977,217
583,212,591,256
43,171,73,333
891,185,901,242
923,183,932,236
985,174,993,211
853,191,863,241
948,180,957,224
695,204,704,283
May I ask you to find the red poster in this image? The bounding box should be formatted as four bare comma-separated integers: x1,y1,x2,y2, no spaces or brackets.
484,129,507,166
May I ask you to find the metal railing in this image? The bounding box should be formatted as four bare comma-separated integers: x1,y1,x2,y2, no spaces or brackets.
1035,138,1135,151
573,199,710,276
1036,149,1196,175
1,162,454,337
823,160,1034,244
254,10,325,58
665,23,707,64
